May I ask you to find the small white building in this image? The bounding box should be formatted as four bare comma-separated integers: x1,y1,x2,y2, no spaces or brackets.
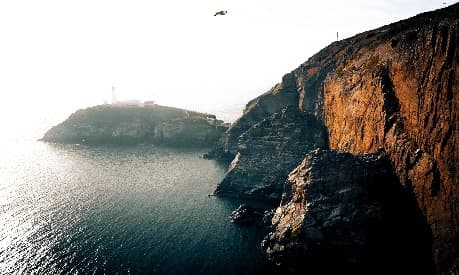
116,100,144,107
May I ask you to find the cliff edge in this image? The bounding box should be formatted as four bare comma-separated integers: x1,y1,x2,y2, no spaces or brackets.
214,4,458,273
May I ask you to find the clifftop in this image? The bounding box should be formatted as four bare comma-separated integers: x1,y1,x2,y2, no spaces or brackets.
42,104,228,147
214,3,458,273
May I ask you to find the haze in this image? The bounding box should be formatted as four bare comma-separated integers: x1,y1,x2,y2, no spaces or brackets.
0,0,450,138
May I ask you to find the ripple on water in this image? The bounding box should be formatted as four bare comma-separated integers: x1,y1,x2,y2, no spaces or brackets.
0,141,270,274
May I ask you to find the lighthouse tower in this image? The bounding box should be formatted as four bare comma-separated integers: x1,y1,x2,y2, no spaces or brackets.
112,86,117,105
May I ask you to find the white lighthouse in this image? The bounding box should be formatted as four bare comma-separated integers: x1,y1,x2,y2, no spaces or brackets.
112,86,117,105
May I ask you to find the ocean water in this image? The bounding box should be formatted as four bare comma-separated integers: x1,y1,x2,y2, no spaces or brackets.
0,139,270,274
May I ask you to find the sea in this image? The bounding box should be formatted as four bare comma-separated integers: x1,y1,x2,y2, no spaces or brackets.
0,105,273,274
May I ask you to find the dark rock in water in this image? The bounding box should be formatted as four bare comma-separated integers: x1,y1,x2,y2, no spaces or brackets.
230,204,265,226
202,150,235,162
262,149,433,274
41,104,228,147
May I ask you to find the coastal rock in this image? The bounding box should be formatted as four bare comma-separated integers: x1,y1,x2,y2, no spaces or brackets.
214,106,327,201
321,9,459,271
230,204,265,225
214,4,458,272
211,75,301,160
42,104,227,147
262,150,433,273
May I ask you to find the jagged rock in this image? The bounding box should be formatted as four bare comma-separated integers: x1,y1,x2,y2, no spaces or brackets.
213,4,458,272
230,204,265,225
210,76,301,160
230,204,276,228
262,149,433,274
261,209,275,228
42,105,227,147
214,106,327,200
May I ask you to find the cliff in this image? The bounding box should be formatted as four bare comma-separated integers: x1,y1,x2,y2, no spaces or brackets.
214,107,327,200
42,104,228,147
262,150,433,273
213,4,458,273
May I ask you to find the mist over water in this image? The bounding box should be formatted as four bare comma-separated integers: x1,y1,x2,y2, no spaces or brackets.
0,121,270,273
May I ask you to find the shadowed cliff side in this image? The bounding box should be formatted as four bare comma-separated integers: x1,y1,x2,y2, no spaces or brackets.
213,3,458,273
322,6,458,271
262,150,433,274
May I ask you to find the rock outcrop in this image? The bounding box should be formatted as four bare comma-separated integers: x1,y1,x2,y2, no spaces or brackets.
213,4,458,273
42,104,227,147
214,107,327,200
262,149,433,274
229,204,266,226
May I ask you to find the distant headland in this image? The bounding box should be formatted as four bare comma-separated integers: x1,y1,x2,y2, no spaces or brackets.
41,103,229,147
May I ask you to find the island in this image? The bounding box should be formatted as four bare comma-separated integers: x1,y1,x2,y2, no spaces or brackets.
41,104,229,147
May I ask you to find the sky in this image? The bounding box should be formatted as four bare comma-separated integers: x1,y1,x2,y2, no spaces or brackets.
0,0,454,135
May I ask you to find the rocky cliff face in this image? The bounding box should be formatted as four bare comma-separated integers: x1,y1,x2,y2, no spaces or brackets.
262,150,433,274
214,107,327,200
214,4,458,273
42,105,227,147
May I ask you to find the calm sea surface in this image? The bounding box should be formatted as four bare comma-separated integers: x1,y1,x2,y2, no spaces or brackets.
0,138,269,274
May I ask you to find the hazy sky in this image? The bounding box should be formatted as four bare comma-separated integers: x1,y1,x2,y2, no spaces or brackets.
0,0,453,131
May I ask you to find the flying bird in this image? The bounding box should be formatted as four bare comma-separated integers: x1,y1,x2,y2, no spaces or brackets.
214,10,227,16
